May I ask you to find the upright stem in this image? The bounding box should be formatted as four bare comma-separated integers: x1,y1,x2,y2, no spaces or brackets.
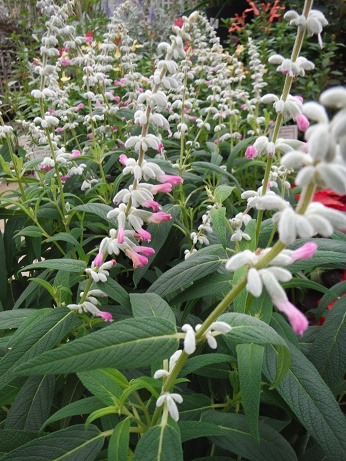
255,0,313,246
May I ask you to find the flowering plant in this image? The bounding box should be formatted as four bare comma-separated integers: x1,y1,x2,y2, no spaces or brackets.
0,0,345,459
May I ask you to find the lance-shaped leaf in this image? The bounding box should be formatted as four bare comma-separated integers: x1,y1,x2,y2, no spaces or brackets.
219,313,290,386
4,375,55,432
147,245,225,298
0,429,39,455
130,293,176,325
0,424,103,461
0,309,39,330
132,420,183,461
41,397,103,431
263,343,346,461
20,259,87,274
77,369,124,406
186,411,297,461
236,343,264,442
17,318,178,376
0,308,82,391
210,207,227,249
108,419,131,461
308,297,346,389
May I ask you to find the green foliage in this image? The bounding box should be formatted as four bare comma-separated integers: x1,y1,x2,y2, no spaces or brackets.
0,0,344,460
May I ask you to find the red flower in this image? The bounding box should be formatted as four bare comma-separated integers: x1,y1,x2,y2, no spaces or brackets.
312,189,346,212
174,17,184,28
86,32,93,43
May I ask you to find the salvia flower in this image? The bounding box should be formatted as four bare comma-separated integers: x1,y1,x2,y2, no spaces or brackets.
154,350,183,379
156,392,183,421
195,322,232,349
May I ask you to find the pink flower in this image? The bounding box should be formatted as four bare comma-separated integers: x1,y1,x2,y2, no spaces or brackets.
157,143,163,153
71,150,81,158
96,310,113,321
136,227,152,241
295,113,310,131
157,174,183,186
86,32,93,43
245,146,258,159
87,133,93,139
125,248,148,268
119,154,128,165
39,164,52,172
114,96,120,102
96,100,101,106
274,299,309,335
294,95,304,103
55,127,63,133
147,212,172,224
241,104,247,110
117,227,125,244
143,200,161,212
76,103,84,110
133,245,155,256
151,183,172,194
94,252,104,266
289,242,317,263
60,174,70,182
61,59,72,66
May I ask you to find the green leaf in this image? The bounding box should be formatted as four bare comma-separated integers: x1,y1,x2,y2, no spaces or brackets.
13,270,50,309
147,247,223,298
248,289,273,324
108,419,130,461
180,354,234,378
178,394,213,421
41,397,103,431
46,233,86,258
263,343,346,461
0,308,81,391
133,421,183,461
195,411,298,461
17,317,178,376
239,219,257,252
237,343,264,441
191,161,240,187
4,375,54,432
232,266,247,313
130,293,176,325
170,273,231,305
0,425,103,461
20,259,87,273
227,137,255,171
178,421,224,442
0,310,39,330
73,204,113,222
0,232,8,310
315,280,346,320
299,444,333,461
210,207,227,248
15,226,44,238
219,313,290,386
309,297,346,389
270,313,300,349
288,239,346,272
28,278,55,298
96,278,130,310
219,313,288,347
78,369,124,406
0,429,39,455
214,185,238,203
